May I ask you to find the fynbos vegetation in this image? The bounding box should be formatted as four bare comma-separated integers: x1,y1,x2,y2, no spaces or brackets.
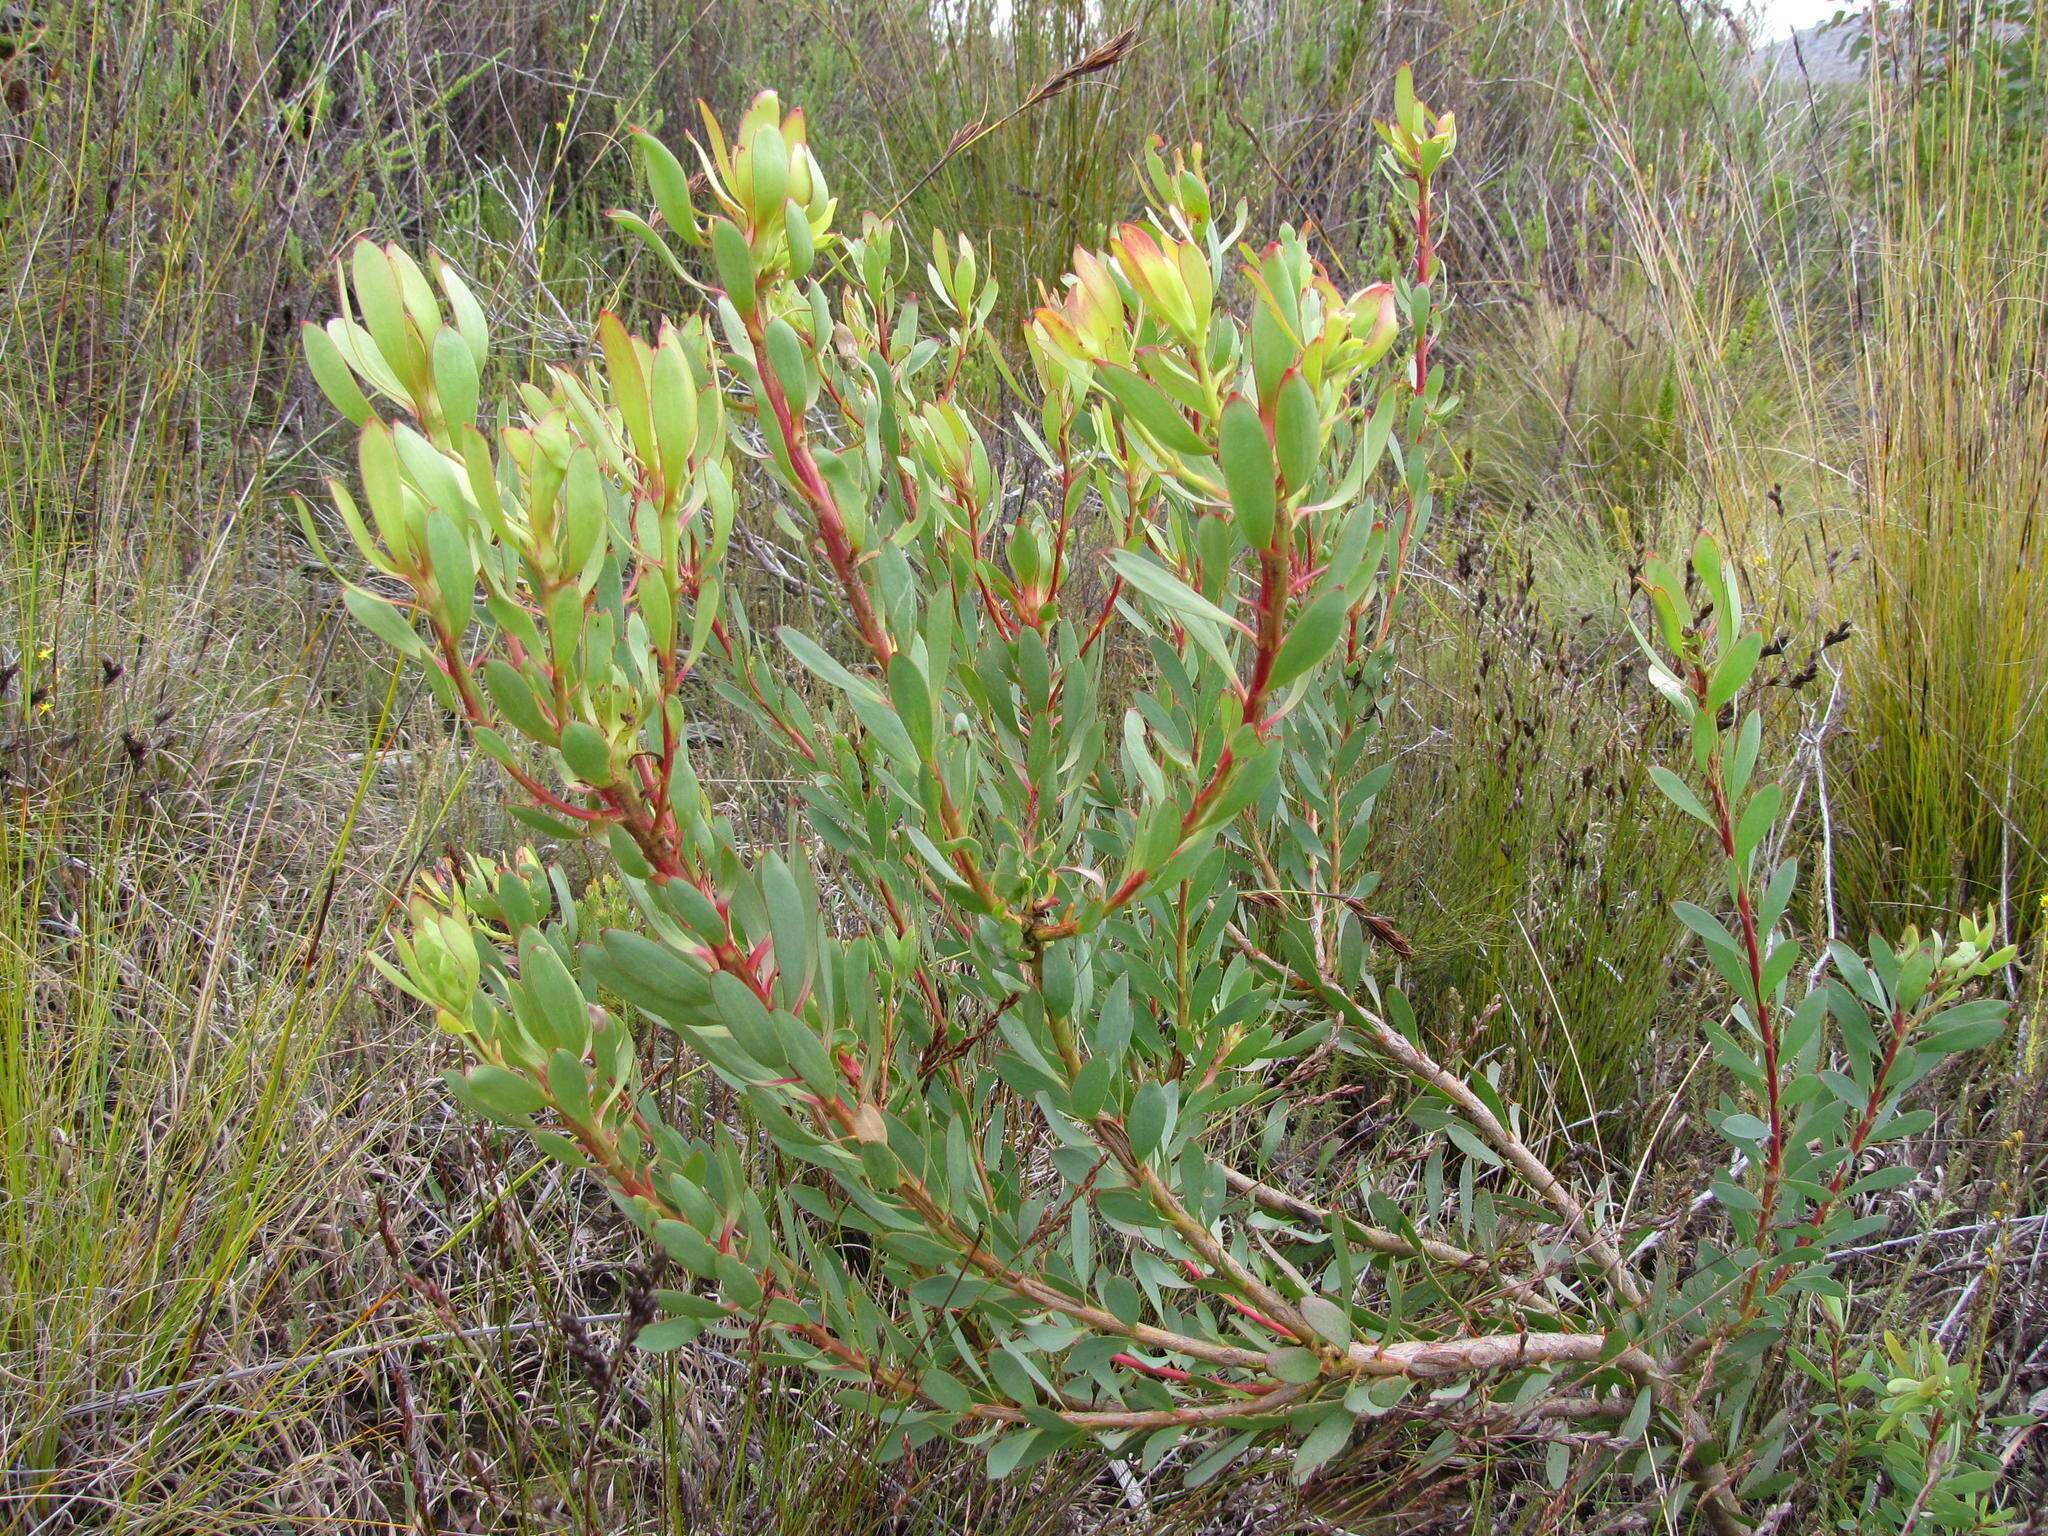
305,80,2017,1533
6,3,2043,1532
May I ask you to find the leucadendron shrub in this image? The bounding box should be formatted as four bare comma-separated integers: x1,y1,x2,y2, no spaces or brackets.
304,78,2016,1532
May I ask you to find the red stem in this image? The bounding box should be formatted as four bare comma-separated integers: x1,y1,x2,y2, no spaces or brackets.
1775,1002,1918,1287
744,314,895,672
1372,165,1436,652
1695,660,1789,1313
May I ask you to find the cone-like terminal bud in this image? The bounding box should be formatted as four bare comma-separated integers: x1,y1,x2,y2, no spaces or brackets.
1350,281,1400,366
1005,514,1056,622
1111,223,1210,346
1143,137,1214,231
638,91,834,287
1377,63,1458,176
928,231,987,320
397,892,483,1029
1026,245,1136,389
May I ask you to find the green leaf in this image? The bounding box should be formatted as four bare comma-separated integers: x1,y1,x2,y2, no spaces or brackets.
559,721,614,786
462,1064,545,1121
1718,1111,1771,1145
342,586,426,657
391,424,472,521
763,318,811,409
1707,630,1763,710
557,448,608,577
1613,1384,1646,1441
985,1428,1040,1479
1347,1375,1413,1415
1067,1055,1114,1120
632,128,700,240
1648,765,1715,826
909,1274,992,1308
1443,1121,1503,1168
653,1220,719,1275
785,197,816,274
1126,1080,1170,1160
1692,535,1731,620
708,970,790,1073
657,1287,733,1322
746,122,789,217
351,241,420,394
433,256,490,365
1298,1295,1353,1346
545,1048,592,1124
887,652,935,760
1545,1438,1570,1489
1267,1347,1322,1385
531,1131,588,1169
302,322,375,424
1290,1408,1352,1483
634,1317,703,1352
1869,1108,1936,1143
1757,855,1800,931
711,219,757,313
760,854,814,1004
1728,710,1764,801
1106,550,1245,637
1184,1431,1256,1487
1394,60,1420,130
1712,1178,1761,1212
779,625,880,701
610,208,694,280
521,933,590,1055
508,803,594,841
1268,588,1350,691
1273,371,1319,493
920,1368,973,1413
1921,1015,2006,1055
1672,901,1740,955
597,313,651,459
431,325,480,431
595,929,713,1021
1219,396,1277,549
1094,365,1211,456
1092,976,1134,1063
423,509,473,631
1734,783,1782,862
634,1318,716,1351
774,1012,840,1105
1355,383,1399,483
484,659,557,743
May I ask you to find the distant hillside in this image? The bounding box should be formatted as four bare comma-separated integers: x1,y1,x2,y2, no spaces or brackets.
1756,14,1866,83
